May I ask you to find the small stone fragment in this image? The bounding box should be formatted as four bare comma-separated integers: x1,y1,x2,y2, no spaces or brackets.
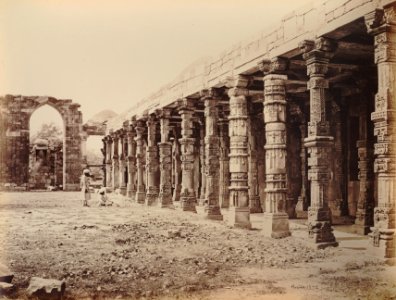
26,277,66,300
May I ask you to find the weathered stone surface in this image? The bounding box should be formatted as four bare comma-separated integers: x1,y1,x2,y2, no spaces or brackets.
26,277,66,300
0,282,13,294
0,263,13,283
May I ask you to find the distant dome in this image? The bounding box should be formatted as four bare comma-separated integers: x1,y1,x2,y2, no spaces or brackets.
33,138,49,146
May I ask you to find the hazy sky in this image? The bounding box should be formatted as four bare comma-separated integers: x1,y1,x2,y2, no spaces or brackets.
1,0,312,125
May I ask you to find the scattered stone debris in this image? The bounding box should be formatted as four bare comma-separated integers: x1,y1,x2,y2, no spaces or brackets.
0,281,14,294
26,277,66,300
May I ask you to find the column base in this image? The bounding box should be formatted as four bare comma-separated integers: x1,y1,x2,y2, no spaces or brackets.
136,191,146,204
180,191,197,212
249,196,263,213
119,186,127,196
145,193,158,206
295,196,308,219
350,224,371,235
262,212,291,238
229,207,251,229
127,188,136,200
205,205,223,221
368,227,395,265
198,198,207,206
159,194,173,208
308,207,338,248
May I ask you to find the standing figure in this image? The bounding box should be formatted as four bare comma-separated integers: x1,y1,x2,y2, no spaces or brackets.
81,168,91,207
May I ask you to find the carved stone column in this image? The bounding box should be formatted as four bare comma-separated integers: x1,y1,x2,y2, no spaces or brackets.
81,132,88,165
227,76,251,229
295,122,309,218
118,129,127,196
126,119,137,199
353,101,374,235
158,108,174,208
198,124,206,205
101,138,107,187
172,126,182,202
248,103,263,213
300,38,338,248
105,136,113,188
145,115,160,205
135,120,146,204
111,132,120,190
261,73,290,238
178,99,197,212
202,89,223,220
218,116,230,208
365,6,396,263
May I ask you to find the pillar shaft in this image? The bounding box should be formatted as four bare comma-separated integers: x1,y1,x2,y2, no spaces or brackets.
135,120,146,204
295,122,309,218
301,38,338,248
219,118,230,208
199,125,206,205
365,6,396,263
111,134,120,190
158,109,173,208
105,137,113,188
172,129,182,202
127,121,137,199
178,99,197,212
248,105,263,213
202,90,223,220
227,77,251,229
145,115,159,205
262,73,290,238
119,132,127,195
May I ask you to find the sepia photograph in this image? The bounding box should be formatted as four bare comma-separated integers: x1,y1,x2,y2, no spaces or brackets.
0,0,395,299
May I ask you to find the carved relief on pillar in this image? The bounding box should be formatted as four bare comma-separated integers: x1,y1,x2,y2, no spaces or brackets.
172,125,182,202
145,114,160,206
157,108,174,208
118,127,127,195
300,38,338,248
226,76,251,229
365,5,396,262
104,135,113,188
178,98,197,212
101,138,107,187
135,119,146,204
126,117,137,199
218,113,230,208
111,130,120,190
201,88,223,220
260,70,290,238
198,122,206,205
248,103,263,213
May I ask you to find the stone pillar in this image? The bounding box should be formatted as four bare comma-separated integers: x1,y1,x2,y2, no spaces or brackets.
202,89,223,220
248,104,263,213
227,76,251,229
172,126,182,202
127,119,137,199
365,6,396,263
295,122,309,218
354,102,374,235
101,138,107,187
178,98,197,212
81,132,88,165
145,115,160,205
198,124,206,205
111,132,120,190
135,120,146,204
105,136,113,188
300,38,338,248
118,130,127,196
158,109,174,208
219,116,230,208
262,73,290,238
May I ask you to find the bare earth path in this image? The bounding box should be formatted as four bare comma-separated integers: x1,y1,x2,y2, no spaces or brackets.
0,192,395,299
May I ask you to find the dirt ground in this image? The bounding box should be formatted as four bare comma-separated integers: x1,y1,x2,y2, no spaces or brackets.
0,191,395,300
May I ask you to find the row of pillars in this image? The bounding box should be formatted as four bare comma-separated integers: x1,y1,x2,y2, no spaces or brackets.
99,7,395,262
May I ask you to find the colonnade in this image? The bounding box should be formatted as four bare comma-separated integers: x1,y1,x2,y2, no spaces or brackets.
100,7,396,264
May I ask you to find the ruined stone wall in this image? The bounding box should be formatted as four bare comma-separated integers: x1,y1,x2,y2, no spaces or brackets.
0,95,83,191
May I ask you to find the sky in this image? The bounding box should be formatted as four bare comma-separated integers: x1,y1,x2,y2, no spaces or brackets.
1,0,313,127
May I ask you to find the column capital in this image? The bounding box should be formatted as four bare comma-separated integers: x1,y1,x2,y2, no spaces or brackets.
299,37,337,66
258,57,289,75
365,5,396,35
178,98,195,112
156,107,172,119
200,87,223,100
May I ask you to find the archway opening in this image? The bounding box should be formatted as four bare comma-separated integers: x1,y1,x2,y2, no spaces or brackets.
29,105,65,190
86,135,105,188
